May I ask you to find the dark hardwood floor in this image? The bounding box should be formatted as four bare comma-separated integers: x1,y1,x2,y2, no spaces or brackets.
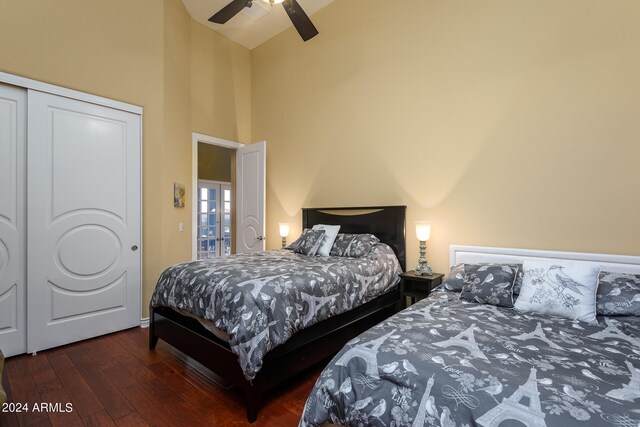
0,328,322,426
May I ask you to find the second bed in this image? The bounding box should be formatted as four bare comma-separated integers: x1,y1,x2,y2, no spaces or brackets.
149,205,407,422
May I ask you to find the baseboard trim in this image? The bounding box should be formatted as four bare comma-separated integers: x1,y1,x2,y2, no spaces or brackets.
140,317,150,328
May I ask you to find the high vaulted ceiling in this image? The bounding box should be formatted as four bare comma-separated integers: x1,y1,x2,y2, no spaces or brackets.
181,0,335,49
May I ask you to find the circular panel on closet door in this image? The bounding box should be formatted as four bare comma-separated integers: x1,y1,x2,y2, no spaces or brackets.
242,219,259,249
57,225,121,278
0,239,8,282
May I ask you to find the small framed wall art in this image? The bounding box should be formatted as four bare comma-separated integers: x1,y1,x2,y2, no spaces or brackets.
174,182,185,208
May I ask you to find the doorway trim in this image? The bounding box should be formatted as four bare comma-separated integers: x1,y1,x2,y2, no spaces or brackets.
191,132,244,260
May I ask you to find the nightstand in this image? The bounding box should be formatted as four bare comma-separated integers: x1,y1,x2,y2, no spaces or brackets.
399,270,444,308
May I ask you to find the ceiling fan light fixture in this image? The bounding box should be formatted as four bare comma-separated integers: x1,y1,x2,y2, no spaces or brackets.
210,0,317,42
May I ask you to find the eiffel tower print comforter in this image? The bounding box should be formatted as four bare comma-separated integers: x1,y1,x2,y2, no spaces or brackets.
300,289,640,427
151,245,401,380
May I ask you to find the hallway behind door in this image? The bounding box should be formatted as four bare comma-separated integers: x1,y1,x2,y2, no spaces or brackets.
197,181,231,259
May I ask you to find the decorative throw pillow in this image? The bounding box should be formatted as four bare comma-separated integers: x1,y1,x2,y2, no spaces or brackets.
287,229,326,256
514,260,600,323
441,263,522,294
459,264,520,307
311,224,341,257
596,271,640,316
513,268,524,295
441,263,466,292
329,233,380,257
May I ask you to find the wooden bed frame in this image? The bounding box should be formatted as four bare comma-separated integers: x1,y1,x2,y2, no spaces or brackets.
149,205,406,422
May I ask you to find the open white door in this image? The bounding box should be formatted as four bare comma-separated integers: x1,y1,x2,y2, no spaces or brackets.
236,141,266,253
0,84,26,357
27,90,141,353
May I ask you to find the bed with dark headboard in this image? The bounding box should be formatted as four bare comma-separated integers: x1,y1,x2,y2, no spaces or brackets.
303,206,406,271
149,205,406,422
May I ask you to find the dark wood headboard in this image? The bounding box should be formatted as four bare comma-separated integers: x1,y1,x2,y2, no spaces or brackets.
302,206,407,271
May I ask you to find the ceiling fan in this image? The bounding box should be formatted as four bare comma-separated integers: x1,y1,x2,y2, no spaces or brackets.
209,0,319,42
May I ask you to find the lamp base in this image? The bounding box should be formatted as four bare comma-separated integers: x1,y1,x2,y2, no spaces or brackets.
281,237,287,248
415,261,433,276
415,240,432,276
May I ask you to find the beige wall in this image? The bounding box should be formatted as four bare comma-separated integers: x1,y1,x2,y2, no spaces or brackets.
198,143,233,182
191,21,252,144
0,0,251,316
252,0,640,273
162,0,193,272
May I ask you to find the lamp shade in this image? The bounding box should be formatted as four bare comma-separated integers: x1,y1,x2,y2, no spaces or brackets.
415,222,431,241
278,223,290,238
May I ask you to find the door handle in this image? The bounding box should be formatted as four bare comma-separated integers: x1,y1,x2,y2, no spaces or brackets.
256,236,265,241
131,245,139,251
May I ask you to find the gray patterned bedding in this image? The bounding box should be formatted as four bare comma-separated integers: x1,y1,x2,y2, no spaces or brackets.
151,244,401,380
300,289,640,427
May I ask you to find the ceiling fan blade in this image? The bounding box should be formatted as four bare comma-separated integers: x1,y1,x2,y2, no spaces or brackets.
209,0,251,24
283,0,319,42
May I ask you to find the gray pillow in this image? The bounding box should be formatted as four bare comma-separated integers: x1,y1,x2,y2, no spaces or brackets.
440,263,522,294
513,268,524,295
459,264,519,307
596,271,640,316
441,263,466,292
287,228,326,256
329,233,380,258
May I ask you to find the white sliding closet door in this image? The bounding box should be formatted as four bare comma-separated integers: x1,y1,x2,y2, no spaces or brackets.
0,84,26,357
27,91,141,353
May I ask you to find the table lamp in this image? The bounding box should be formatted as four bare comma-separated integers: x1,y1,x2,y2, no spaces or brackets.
415,222,432,275
278,223,290,248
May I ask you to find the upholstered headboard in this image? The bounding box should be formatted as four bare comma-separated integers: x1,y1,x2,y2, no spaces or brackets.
450,245,640,275
302,206,406,271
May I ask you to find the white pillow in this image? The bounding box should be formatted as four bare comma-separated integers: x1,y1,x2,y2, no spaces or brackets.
514,259,600,323
311,224,341,256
